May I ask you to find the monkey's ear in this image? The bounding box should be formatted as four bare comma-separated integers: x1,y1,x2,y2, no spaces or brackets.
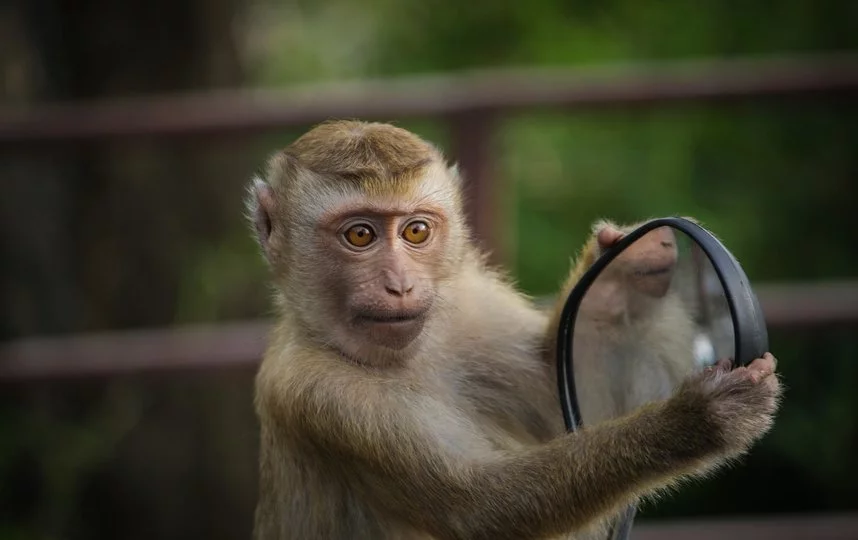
246,176,277,258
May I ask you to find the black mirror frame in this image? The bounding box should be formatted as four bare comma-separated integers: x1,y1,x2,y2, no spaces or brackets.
553,216,769,539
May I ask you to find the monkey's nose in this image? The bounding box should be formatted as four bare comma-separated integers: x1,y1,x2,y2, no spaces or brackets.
385,282,414,297
384,273,415,297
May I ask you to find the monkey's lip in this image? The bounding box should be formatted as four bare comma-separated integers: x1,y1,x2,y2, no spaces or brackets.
354,309,429,324
633,264,674,277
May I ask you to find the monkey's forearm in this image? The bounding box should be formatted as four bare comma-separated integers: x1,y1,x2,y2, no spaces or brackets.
463,399,720,539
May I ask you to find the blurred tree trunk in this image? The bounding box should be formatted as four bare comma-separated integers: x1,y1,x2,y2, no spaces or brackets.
1,2,259,540
1,0,247,339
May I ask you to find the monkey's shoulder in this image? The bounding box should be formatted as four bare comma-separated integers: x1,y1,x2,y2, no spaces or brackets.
253,341,361,420
447,276,548,348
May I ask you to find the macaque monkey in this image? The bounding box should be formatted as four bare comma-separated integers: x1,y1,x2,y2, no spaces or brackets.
247,120,781,540
549,222,701,425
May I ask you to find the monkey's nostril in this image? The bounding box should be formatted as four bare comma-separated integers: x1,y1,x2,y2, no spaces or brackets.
661,241,674,248
385,285,405,297
385,277,414,296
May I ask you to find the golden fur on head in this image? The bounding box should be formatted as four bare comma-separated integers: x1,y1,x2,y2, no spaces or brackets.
283,120,442,197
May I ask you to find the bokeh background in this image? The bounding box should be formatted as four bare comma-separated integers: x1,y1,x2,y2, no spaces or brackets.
2,0,857,538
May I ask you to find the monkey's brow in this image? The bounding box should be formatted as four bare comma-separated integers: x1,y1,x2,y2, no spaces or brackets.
322,205,444,223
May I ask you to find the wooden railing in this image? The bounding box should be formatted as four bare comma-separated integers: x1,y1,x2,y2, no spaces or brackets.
2,280,858,381
633,513,858,540
2,54,858,376
3,53,858,259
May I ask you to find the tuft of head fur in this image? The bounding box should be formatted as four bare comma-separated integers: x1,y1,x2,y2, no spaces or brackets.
282,120,443,195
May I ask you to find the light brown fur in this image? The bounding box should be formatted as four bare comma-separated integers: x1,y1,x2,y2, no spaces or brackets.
247,121,781,540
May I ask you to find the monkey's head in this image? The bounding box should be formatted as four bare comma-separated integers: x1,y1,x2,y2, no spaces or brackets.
246,121,469,362
610,225,679,298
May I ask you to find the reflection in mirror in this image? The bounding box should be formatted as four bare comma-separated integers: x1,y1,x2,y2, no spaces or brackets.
571,226,736,426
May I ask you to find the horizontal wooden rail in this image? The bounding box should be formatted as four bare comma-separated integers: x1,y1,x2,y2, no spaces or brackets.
1,54,857,144
1,280,856,382
634,513,858,540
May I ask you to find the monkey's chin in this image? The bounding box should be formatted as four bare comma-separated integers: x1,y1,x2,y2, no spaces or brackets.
349,306,431,352
334,320,426,367
631,265,675,297
361,319,426,351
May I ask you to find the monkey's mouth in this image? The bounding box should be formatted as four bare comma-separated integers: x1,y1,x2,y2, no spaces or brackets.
353,308,430,349
633,264,674,277
355,308,429,325
630,263,675,298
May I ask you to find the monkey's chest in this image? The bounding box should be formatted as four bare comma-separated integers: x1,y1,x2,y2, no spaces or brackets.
452,373,563,448
464,398,559,450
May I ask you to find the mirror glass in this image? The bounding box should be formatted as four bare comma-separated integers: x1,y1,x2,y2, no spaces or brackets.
571,225,735,425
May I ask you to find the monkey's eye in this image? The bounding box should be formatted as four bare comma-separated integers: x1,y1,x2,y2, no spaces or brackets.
344,224,376,248
402,220,430,245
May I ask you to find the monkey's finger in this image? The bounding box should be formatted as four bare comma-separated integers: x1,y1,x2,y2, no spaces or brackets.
714,358,733,372
704,359,730,376
748,355,776,372
746,356,776,380
597,227,625,250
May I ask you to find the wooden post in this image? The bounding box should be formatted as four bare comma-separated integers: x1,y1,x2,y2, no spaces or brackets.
448,111,506,265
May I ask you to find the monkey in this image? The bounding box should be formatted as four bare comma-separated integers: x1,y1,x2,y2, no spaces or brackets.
246,120,781,540
547,222,703,426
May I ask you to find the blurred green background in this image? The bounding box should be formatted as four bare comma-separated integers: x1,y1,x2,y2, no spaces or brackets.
1,0,856,538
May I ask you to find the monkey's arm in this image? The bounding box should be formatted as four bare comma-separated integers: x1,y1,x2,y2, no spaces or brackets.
266,356,766,540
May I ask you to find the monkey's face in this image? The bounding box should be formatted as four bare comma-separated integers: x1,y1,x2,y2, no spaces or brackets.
317,205,450,352
253,182,456,356
248,127,467,362
610,226,678,299
583,226,679,323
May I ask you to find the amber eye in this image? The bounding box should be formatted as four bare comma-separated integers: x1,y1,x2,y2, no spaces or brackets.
344,224,376,248
402,220,430,244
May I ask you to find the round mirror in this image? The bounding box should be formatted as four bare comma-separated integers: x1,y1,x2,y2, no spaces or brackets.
554,217,769,540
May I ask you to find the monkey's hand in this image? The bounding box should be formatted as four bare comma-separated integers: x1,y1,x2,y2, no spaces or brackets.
670,353,782,457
